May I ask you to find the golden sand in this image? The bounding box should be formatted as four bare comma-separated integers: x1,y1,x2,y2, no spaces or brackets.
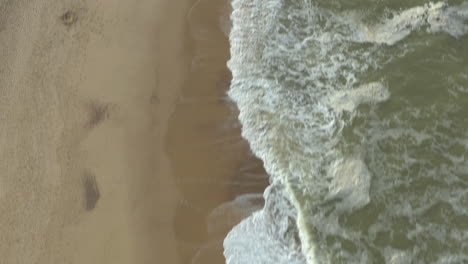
0,0,266,263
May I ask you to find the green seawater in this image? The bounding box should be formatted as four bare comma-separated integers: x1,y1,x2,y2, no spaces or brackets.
225,1,468,263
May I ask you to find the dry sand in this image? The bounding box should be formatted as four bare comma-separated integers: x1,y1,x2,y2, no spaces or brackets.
0,0,192,263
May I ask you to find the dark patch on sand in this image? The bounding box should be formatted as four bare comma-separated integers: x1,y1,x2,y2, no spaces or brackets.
86,101,111,128
82,171,100,211
150,93,160,105
60,10,78,27
0,0,15,33
217,71,231,89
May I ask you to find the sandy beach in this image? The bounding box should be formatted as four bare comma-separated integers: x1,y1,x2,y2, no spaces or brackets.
0,0,268,263
0,0,192,263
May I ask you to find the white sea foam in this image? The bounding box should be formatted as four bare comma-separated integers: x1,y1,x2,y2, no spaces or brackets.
224,185,306,264
326,159,371,212
207,194,263,234
384,248,411,264
354,2,468,45
329,82,390,113
225,0,468,263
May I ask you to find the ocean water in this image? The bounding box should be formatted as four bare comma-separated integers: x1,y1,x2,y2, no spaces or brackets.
223,0,468,263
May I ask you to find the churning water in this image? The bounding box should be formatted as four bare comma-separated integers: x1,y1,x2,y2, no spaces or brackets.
223,1,468,263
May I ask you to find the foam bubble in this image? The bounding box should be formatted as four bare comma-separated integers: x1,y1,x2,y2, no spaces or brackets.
384,248,412,264
326,158,371,212
329,82,390,113
353,2,468,45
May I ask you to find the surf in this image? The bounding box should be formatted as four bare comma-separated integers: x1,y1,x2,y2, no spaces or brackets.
225,1,468,263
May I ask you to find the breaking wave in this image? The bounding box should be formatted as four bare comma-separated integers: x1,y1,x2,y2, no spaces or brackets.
224,1,468,263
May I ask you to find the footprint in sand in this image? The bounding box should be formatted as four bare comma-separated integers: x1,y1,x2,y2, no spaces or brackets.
82,170,100,211
60,10,78,27
85,101,114,129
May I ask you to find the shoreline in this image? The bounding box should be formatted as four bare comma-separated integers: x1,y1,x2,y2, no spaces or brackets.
167,0,268,263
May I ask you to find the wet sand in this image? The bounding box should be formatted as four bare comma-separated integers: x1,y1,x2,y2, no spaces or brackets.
167,0,268,263
0,0,267,263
